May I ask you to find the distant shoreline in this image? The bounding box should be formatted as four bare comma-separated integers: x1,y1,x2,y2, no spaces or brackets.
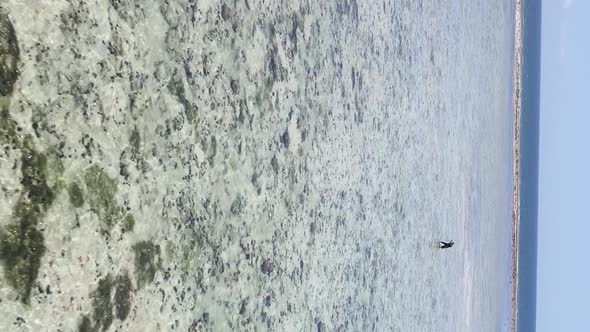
510,0,522,331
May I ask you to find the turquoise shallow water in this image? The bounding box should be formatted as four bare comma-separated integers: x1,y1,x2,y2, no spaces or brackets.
0,1,515,331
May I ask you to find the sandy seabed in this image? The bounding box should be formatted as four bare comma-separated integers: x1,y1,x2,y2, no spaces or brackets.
1,1,515,331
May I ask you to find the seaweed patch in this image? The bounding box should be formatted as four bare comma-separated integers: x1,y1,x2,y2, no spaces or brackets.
168,69,197,125
0,8,20,97
0,98,18,146
121,214,135,233
132,240,162,289
83,165,122,234
68,182,85,208
0,134,62,304
78,273,134,332
113,274,132,320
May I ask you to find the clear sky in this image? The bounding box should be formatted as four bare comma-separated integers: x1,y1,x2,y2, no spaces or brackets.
538,0,590,331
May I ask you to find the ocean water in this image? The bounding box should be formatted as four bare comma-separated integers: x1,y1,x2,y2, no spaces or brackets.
516,0,542,331
0,1,515,331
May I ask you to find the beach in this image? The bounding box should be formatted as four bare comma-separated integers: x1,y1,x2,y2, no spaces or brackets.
1,1,516,331
510,1,523,331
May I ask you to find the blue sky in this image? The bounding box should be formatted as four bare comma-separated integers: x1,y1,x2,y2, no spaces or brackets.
538,0,590,331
